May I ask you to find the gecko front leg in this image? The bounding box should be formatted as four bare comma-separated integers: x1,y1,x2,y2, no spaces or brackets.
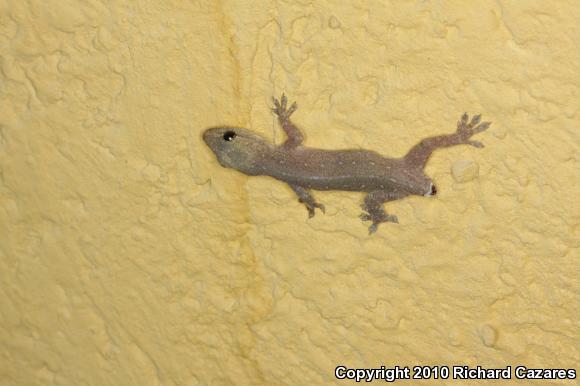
289,184,325,218
360,190,408,234
272,94,304,149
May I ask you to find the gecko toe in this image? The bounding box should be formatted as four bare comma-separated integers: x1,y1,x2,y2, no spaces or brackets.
469,140,484,148
359,213,371,221
469,114,481,127
305,203,324,218
474,121,491,134
316,203,326,214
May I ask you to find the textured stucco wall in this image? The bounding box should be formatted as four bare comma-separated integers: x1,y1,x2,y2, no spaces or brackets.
1,0,578,385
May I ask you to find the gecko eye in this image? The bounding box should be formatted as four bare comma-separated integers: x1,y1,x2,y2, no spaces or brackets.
223,131,236,141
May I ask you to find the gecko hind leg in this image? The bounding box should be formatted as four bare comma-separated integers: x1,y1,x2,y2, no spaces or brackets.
404,113,491,170
360,190,407,234
289,184,325,218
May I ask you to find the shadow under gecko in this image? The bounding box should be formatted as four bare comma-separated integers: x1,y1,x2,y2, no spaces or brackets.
203,94,490,234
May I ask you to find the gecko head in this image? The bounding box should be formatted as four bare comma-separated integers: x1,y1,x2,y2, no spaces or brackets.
203,127,271,175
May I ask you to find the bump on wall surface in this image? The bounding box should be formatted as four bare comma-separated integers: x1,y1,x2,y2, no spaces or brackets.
0,0,578,385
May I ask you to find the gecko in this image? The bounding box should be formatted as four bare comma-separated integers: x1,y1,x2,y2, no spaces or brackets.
203,94,490,234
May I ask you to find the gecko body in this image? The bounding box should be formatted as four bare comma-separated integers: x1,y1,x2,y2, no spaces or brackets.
203,95,490,233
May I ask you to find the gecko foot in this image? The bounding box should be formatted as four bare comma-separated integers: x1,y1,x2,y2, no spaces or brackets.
300,198,325,218
456,113,491,148
289,185,324,219
359,212,398,234
272,94,297,120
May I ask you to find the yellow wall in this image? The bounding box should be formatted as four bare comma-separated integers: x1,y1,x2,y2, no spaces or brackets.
1,0,578,385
